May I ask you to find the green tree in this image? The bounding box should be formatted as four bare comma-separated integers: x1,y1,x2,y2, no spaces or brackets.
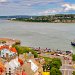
72,71,75,75
52,58,62,66
12,45,38,58
72,54,75,61
50,67,62,75
49,58,62,69
50,61,61,69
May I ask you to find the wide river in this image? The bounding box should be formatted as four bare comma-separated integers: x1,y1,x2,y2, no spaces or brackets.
0,20,75,52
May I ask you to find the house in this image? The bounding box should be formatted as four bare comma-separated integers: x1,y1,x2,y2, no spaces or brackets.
21,59,40,75
0,45,17,58
21,62,34,75
28,59,38,72
4,57,21,74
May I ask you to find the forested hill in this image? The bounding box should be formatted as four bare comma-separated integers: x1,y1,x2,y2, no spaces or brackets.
12,14,75,23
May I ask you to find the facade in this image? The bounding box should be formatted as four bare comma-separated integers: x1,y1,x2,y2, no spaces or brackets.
4,57,20,74
0,46,17,58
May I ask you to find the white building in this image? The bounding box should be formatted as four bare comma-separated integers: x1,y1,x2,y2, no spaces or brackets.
28,59,38,72
5,57,20,74
0,46,17,58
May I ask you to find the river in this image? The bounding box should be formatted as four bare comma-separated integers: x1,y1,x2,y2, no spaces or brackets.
0,20,75,52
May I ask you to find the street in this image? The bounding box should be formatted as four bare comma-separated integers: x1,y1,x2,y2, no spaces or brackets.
60,56,75,75
40,53,75,75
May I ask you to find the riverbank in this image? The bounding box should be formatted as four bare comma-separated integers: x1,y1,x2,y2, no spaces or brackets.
0,38,21,45
10,19,75,23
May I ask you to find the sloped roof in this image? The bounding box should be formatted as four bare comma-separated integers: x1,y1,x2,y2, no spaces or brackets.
18,58,23,66
22,62,34,75
5,58,20,70
22,71,27,75
0,62,5,73
10,47,17,53
0,46,17,53
28,60,38,72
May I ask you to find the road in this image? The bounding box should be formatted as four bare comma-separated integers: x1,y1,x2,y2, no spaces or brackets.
60,55,75,75
40,53,75,75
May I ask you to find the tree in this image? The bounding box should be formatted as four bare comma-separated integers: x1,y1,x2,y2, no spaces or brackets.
72,54,75,61
49,58,62,69
50,67,62,75
72,71,75,75
12,45,38,58
50,61,61,69
43,57,62,71
52,58,62,66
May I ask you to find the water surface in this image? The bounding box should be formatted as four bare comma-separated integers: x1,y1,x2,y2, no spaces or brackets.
0,20,75,52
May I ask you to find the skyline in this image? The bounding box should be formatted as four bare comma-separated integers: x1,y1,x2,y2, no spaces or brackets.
0,0,75,16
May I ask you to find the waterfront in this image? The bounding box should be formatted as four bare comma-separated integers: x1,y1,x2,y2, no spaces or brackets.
0,20,75,52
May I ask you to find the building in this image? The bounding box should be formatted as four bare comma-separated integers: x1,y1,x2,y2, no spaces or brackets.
4,57,21,74
0,45,17,58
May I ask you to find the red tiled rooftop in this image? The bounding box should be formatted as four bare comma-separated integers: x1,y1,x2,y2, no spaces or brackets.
10,47,17,53
0,46,17,53
0,62,5,73
18,58,23,66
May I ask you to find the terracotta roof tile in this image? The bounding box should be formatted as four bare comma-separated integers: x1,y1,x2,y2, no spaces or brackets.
0,62,5,73
18,58,23,66
0,46,17,53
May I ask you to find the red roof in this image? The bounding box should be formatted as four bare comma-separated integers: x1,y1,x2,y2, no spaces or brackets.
22,71,27,75
0,62,5,73
0,46,17,53
18,58,23,66
10,47,17,53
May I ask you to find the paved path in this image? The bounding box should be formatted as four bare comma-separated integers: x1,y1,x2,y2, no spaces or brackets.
40,53,75,75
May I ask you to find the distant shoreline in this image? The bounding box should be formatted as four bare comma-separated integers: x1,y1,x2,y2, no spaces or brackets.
9,19,75,23
8,14,75,23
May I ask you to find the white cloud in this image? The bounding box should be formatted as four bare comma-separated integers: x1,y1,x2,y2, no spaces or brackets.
39,10,56,15
0,0,7,2
62,3,75,11
38,8,63,15
1,0,75,16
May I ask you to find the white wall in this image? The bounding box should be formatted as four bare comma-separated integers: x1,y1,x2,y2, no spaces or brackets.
1,49,16,57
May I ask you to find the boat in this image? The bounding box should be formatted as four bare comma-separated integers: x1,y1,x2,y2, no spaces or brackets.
71,42,75,46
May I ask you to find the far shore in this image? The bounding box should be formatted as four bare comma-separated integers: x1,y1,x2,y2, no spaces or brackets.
9,19,75,24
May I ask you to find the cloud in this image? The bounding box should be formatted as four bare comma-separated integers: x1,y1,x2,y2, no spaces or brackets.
0,0,75,16
0,0,7,2
62,3,75,11
38,8,63,15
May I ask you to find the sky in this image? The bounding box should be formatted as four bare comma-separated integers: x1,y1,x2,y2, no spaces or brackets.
0,0,75,16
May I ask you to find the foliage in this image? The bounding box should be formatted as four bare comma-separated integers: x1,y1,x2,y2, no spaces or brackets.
50,67,62,75
72,54,75,61
43,57,52,64
12,45,38,58
50,58,62,69
13,14,75,23
72,71,75,75
0,40,6,44
50,61,61,69
43,57,62,71
52,58,62,66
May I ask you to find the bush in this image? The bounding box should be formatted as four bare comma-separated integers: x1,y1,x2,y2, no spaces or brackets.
72,71,75,75
72,54,75,61
13,45,38,58
50,67,62,75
